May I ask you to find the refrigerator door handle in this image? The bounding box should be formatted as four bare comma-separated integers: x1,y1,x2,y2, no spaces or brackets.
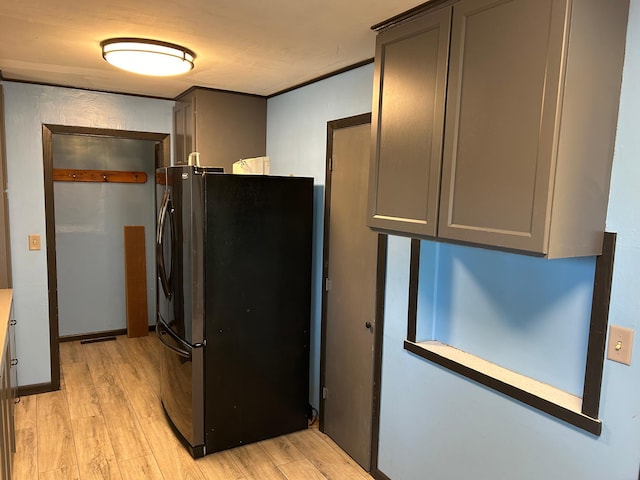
155,317,192,358
157,190,172,298
168,198,177,293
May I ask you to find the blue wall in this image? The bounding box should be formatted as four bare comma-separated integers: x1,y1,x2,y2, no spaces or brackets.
376,1,640,477
266,64,374,407
2,4,638,475
53,136,158,337
2,82,173,386
380,237,631,480
267,2,640,476
417,241,595,396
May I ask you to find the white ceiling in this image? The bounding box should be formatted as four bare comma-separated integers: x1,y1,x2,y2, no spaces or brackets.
0,0,423,99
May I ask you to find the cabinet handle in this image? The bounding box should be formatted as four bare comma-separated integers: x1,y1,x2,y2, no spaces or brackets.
10,359,18,366
365,321,373,330
10,319,16,326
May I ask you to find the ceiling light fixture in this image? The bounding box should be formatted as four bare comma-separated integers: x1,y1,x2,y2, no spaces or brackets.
101,38,195,76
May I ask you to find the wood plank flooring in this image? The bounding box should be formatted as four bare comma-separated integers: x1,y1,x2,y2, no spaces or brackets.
13,335,373,480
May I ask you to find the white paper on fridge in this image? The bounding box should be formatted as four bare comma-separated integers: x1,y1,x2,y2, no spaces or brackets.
232,156,270,175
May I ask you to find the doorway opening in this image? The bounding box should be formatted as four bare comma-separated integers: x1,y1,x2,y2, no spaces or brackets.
42,125,169,393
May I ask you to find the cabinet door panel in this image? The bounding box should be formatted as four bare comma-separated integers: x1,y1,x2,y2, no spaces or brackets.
173,96,196,166
194,90,266,173
439,0,568,253
8,308,15,457
173,102,186,166
183,97,195,160
368,7,451,237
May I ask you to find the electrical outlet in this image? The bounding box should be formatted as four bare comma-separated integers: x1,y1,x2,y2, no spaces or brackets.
28,234,41,251
607,325,634,366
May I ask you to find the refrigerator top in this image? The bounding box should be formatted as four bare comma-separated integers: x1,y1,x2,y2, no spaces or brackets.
158,165,313,182
160,165,224,174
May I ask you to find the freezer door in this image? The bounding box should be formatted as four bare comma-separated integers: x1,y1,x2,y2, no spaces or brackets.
155,317,205,457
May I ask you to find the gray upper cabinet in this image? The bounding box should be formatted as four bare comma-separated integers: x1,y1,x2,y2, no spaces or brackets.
173,88,267,173
368,0,629,258
368,7,452,237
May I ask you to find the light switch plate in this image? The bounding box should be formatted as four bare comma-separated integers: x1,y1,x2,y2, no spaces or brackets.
607,325,634,365
28,234,41,251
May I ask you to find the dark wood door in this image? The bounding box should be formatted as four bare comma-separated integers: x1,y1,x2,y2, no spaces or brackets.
322,114,378,470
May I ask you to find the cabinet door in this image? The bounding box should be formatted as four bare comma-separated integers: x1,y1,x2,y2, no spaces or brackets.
173,96,196,166
173,102,186,166
368,7,452,237
2,345,10,480
0,355,6,480
438,0,568,253
193,90,266,173
183,97,195,160
8,310,15,457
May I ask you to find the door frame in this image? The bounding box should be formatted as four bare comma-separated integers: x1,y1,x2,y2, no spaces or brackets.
319,113,388,474
27,125,169,396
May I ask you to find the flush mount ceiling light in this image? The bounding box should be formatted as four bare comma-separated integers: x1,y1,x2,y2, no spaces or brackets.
101,38,195,76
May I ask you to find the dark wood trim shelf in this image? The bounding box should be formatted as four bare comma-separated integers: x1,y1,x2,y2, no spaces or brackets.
370,234,388,479
407,239,420,343
582,233,616,417
404,232,616,436
403,340,602,435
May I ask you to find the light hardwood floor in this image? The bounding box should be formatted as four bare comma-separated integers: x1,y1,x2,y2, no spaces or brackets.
12,334,373,480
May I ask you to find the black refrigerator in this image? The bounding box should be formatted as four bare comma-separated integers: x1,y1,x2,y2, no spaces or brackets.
155,165,313,457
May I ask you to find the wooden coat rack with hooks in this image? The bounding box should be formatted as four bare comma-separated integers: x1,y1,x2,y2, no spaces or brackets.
53,168,147,184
